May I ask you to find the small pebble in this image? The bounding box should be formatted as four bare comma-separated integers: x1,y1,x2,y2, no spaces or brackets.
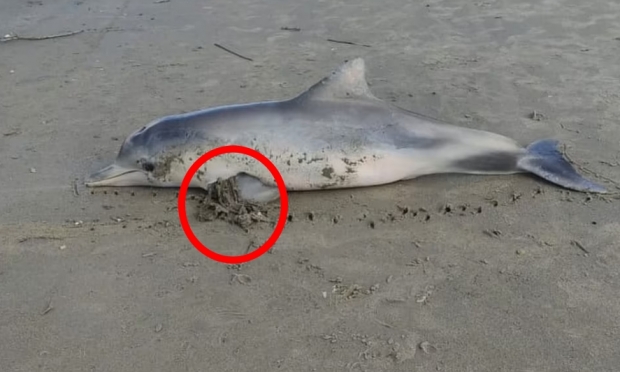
233,274,252,285
419,341,437,354
59,245,67,250
529,111,545,121
30,168,36,173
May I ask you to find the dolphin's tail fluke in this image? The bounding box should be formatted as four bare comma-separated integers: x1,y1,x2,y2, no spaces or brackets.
516,139,607,193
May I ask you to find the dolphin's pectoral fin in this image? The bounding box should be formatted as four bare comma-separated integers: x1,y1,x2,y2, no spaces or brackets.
517,139,607,193
235,173,281,203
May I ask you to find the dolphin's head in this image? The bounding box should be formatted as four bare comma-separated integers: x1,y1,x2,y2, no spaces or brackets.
86,118,196,188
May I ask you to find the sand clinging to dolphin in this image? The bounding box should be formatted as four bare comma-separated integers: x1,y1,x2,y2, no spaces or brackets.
86,58,606,202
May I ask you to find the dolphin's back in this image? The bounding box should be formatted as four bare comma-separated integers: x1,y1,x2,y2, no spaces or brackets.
151,98,460,189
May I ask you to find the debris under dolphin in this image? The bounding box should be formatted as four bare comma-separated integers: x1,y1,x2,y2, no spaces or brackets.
196,177,272,231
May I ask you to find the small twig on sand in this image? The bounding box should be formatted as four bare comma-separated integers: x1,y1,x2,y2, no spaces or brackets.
559,123,580,134
1,30,83,43
373,318,394,329
326,38,371,48
571,240,589,255
281,27,301,32
245,239,256,254
154,0,170,3
18,236,63,243
41,298,54,315
3,129,21,136
72,179,80,196
213,43,253,61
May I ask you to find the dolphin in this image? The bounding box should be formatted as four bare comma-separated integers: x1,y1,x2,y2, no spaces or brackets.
86,58,606,202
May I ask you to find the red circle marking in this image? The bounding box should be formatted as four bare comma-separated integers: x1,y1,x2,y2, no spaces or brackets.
177,145,289,264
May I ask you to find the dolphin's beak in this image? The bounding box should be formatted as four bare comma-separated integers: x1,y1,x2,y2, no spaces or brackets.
85,163,149,187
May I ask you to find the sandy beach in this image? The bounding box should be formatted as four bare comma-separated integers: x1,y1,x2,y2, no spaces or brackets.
1,0,620,371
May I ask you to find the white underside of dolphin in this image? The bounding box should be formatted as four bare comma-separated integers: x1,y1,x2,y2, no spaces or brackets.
86,58,607,202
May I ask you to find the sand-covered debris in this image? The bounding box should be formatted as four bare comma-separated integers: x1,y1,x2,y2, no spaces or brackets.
196,177,272,231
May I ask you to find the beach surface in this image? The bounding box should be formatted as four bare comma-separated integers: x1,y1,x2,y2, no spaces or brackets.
1,0,620,371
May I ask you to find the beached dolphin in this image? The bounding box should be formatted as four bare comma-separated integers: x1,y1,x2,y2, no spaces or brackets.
86,58,606,202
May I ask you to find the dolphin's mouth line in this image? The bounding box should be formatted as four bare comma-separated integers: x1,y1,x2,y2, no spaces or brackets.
86,170,139,184
85,163,149,187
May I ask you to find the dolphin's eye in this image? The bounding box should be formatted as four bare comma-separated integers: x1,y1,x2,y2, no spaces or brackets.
142,162,155,172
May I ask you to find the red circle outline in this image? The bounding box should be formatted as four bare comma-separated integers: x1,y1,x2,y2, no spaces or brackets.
177,145,288,264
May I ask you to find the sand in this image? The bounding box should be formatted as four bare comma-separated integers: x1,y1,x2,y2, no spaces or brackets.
1,0,620,371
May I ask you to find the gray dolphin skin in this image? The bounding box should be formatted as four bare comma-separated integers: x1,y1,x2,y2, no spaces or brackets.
86,58,607,202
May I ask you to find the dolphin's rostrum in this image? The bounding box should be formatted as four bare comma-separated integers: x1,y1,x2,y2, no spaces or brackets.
86,58,606,202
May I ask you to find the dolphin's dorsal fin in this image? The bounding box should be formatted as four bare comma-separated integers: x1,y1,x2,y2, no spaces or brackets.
294,58,378,102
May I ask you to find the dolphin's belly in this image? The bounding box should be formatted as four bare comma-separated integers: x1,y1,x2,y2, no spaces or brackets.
280,151,403,190
223,143,425,191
